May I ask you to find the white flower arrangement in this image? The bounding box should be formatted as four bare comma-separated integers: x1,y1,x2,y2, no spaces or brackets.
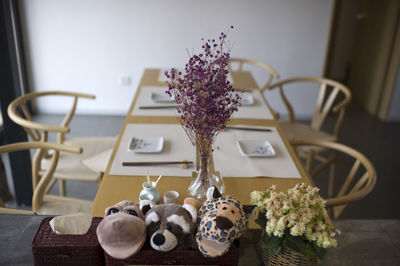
250,183,339,261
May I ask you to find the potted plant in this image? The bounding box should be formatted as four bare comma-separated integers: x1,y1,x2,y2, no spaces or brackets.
250,183,339,265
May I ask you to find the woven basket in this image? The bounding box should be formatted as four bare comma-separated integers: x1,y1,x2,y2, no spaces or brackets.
261,248,318,266
31,217,104,266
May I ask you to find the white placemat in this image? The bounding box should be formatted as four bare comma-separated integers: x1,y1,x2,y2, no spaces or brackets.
213,126,302,178
131,86,178,116
232,91,274,119
131,87,273,119
109,124,196,177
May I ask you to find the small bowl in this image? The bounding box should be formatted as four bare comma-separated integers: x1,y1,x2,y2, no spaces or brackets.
163,191,179,204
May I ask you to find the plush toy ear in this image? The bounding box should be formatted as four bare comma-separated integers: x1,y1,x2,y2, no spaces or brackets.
243,205,257,218
183,197,201,210
206,186,222,200
140,200,156,216
182,198,200,224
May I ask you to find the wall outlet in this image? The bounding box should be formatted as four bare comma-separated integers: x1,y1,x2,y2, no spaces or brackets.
120,76,132,86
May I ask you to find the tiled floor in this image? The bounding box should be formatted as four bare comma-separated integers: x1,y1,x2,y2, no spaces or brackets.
323,104,400,219
4,104,400,219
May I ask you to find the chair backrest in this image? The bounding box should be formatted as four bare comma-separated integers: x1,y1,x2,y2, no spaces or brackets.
0,141,81,213
228,58,280,119
7,91,95,144
7,91,94,186
269,77,352,138
290,140,376,219
227,58,280,91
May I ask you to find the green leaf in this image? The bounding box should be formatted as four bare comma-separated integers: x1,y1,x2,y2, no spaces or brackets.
283,233,316,259
255,210,267,229
312,242,326,262
262,234,282,249
261,234,282,255
267,245,281,255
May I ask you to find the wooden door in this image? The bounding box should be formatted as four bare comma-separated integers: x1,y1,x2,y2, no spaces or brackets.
325,0,400,119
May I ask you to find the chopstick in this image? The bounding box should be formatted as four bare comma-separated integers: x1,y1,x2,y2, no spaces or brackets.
225,126,272,132
122,161,193,166
139,105,178,109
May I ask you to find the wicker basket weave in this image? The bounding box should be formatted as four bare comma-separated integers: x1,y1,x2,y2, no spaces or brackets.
105,239,240,266
258,231,318,266
31,217,104,266
261,247,318,266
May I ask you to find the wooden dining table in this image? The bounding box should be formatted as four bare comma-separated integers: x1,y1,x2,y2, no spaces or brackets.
91,68,312,227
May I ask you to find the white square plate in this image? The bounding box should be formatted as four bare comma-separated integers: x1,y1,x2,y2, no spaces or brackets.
240,94,254,106
236,140,275,157
150,92,175,103
128,137,164,153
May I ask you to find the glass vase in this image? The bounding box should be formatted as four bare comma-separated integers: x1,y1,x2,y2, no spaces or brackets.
188,152,225,201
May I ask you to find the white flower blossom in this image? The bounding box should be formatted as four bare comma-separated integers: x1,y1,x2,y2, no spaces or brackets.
250,183,338,250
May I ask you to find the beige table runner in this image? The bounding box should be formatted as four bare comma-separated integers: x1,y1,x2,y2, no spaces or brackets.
131,86,274,119
109,124,196,177
213,126,302,178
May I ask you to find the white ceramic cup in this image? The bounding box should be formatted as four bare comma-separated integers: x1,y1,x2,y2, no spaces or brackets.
163,191,179,204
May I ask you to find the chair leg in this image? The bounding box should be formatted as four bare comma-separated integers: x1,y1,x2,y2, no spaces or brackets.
45,178,57,194
328,151,337,198
328,206,334,219
305,150,314,173
59,179,66,197
0,159,12,203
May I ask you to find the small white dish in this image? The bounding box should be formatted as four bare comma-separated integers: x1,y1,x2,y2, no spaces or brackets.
150,92,175,103
237,140,276,157
128,137,164,153
240,94,254,106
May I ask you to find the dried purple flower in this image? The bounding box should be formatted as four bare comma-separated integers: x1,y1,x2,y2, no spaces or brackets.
165,31,241,155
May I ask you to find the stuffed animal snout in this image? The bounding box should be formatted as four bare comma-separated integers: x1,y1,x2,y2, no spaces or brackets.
149,225,178,251
97,200,147,259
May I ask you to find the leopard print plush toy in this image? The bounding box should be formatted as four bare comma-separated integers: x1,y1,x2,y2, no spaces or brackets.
196,186,256,257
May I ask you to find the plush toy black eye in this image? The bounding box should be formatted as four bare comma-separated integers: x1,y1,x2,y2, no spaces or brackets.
167,224,172,231
231,210,235,214
222,207,227,210
127,210,138,217
107,208,119,215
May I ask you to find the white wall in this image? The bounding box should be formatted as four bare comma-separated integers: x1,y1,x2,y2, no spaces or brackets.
20,0,333,118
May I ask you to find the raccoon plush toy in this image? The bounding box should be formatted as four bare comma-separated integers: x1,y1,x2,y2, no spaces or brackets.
140,198,200,252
